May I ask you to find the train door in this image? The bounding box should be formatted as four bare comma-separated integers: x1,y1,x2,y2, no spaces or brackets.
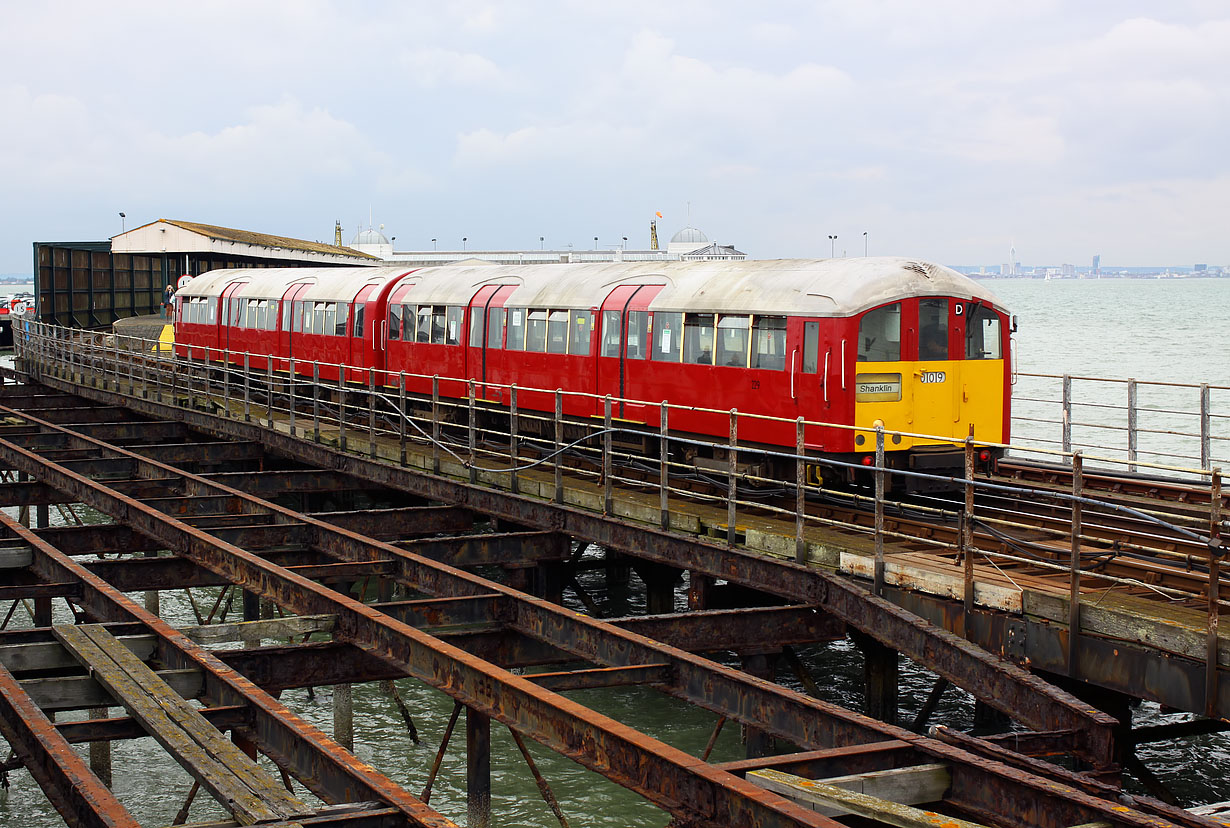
218,281,248,360
911,297,960,443
349,283,381,382
278,283,312,366
792,318,839,449
598,284,662,421
465,284,517,401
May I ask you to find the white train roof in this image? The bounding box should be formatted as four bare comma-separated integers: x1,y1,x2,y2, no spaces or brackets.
181,258,1006,317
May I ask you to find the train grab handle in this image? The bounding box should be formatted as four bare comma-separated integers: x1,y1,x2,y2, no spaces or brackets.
790,349,797,401
823,349,830,403
840,339,847,390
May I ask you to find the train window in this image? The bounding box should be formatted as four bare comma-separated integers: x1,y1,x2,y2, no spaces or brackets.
627,311,648,359
547,310,569,354
314,303,327,335
752,316,787,370
323,303,337,336
334,304,349,337
803,321,819,373
858,303,901,362
716,315,749,367
919,299,948,359
684,314,715,365
965,306,1002,359
352,303,364,338
415,306,432,343
469,308,484,347
569,310,592,356
431,307,447,344
601,311,621,357
506,308,525,350
388,304,402,340
445,306,464,345
487,307,506,349
526,309,548,352
282,300,292,332
653,312,682,361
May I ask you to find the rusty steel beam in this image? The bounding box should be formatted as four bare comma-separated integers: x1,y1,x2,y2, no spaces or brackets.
311,506,477,537
0,421,847,827
0,660,140,828
0,389,1183,827
0,511,461,828
204,469,381,497
55,704,249,745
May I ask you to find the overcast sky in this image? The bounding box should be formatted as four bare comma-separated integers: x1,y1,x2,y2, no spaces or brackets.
2,1,1227,274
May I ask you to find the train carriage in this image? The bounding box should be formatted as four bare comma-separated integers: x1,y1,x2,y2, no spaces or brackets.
173,257,1012,488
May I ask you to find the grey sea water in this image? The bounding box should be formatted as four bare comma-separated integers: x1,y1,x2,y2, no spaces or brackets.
3,277,1229,825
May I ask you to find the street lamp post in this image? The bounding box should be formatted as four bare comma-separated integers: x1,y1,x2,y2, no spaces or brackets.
462,237,467,251
863,231,868,257
622,236,628,249
828,235,837,258
432,238,437,250
119,212,126,234
540,236,544,250
593,236,598,250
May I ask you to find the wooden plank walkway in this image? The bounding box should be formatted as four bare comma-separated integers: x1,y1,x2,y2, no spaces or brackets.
52,623,313,826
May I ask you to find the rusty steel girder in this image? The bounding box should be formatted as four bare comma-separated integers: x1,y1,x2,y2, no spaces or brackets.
0,510,461,828
0,398,1185,828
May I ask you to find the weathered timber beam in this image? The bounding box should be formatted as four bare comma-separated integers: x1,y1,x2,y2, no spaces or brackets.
715,741,915,779
0,660,140,828
750,766,975,825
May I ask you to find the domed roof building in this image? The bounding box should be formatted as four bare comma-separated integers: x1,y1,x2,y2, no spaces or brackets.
666,226,708,257
350,226,393,260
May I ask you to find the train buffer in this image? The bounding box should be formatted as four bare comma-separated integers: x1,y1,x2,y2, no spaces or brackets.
51,623,315,826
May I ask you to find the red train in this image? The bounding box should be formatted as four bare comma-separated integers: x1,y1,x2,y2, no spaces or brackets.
173,258,1013,486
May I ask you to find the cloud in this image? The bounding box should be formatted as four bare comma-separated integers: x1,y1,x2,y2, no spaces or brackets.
398,48,507,89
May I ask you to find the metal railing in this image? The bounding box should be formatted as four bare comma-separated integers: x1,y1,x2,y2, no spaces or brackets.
10,321,1229,711
1013,371,1229,473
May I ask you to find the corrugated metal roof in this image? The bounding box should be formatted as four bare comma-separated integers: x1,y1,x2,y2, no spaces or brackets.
161,220,379,260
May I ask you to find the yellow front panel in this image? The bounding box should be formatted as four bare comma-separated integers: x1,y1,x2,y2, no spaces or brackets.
854,359,1004,450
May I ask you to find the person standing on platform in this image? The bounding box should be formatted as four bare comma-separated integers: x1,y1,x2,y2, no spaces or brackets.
162,284,174,319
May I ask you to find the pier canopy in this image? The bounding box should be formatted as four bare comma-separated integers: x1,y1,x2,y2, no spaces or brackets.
113,219,377,266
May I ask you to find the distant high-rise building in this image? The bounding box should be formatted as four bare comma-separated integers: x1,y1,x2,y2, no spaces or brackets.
1092,254,1100,275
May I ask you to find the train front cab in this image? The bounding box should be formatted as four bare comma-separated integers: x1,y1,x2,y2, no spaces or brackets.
850,297,1009,489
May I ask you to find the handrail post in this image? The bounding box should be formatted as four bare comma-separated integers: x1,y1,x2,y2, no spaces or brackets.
266,360,274,428
368,368,377,458
1207,468,1223,717
243,353,251,421
554,389,563,504
467,380,477,484
288,358,296,437
1068,451,1084,677
1062,374,1072,453
1127,378,1138,472
795,417,805,564
337,369,347,452
659,402,669,530
221,346,230,411
603,396,613,516
312,363,320,443
1201,383,1212,471
509,385,519,494
727,409,738,547
874,426,886,596
962,429,976,624
431,376,441,474
185,345,193,407
399,373,407,467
